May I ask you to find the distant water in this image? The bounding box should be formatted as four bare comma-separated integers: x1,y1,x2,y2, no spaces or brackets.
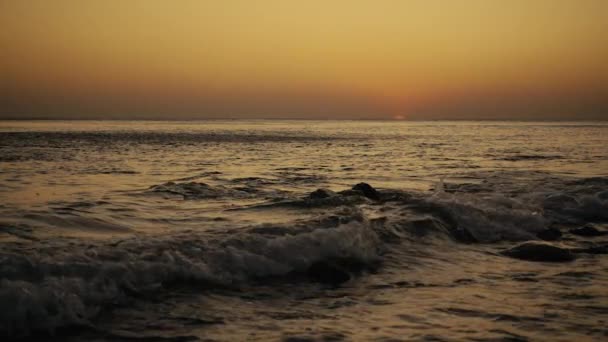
1,120,607,341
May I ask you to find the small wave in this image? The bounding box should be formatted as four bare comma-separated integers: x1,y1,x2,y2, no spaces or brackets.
174,171,223,182
0,149,76,163
495,154,564,161
0,219,380,336
79,167,139,175
146,181,255,200
543,192,608,224
436,307,542,323
397,192,546,243
23,213,132,232
0,131,348,148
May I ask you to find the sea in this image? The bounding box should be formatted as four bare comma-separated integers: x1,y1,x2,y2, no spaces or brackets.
0,120,607,341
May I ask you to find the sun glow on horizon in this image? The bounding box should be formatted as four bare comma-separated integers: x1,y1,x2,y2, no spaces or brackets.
1,0,607,120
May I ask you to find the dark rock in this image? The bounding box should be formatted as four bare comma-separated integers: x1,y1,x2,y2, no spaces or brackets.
352,182,380,200
308,188,336,199
501,242,575,262
569,225,606,237
536,227,562,241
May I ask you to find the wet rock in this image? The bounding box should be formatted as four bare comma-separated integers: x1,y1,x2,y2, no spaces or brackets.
352,182,380,200
569,225,606,237
536,227,562,241
501,242,575,262
308,188,336,199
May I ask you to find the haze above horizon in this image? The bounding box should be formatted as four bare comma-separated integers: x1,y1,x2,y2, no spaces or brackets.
1,0,607,120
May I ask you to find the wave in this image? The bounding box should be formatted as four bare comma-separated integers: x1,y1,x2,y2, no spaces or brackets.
0,218,380,336
0,131,347,148
495,154,564,161
146,181,256,199
2,177,607,337
412,192,547,242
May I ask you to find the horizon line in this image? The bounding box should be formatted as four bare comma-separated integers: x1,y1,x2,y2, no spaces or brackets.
1,117,607,122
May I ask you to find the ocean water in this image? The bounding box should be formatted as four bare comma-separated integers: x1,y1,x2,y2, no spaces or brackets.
0,120,607,341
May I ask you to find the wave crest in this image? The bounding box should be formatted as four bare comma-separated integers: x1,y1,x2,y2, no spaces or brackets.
0,220,380,336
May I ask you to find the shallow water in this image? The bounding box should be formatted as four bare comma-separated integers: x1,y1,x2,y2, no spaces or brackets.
0,120,607,341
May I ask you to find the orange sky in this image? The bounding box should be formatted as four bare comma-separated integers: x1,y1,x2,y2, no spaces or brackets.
1,0,607,120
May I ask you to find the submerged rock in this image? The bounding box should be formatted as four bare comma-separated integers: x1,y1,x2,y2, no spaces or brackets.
501,242,575,262
352,183,380,200
536,227,562,241
569,225,606,237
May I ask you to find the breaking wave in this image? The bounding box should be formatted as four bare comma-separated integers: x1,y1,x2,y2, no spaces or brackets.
0,218,379,336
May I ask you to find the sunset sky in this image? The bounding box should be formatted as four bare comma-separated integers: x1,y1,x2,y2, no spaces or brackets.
1,0,607,120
